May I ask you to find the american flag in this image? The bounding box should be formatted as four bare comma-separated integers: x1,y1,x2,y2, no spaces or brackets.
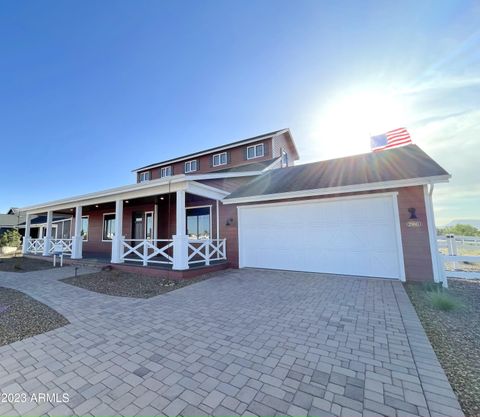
370,128,412,151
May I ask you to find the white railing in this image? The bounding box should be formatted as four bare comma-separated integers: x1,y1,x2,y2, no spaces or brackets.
188,239,227,265
121,239,174,266
48,239,73,254
438,234,480,280
27,238,45,254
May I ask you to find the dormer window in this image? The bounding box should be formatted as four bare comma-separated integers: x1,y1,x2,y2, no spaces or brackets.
213,152,228,167
160,166,172,178
185,160,198,173
139,171,151,182
247,143,264,159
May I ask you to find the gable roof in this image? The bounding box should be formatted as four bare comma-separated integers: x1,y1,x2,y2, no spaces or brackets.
225,145,450,202
132,129,296,172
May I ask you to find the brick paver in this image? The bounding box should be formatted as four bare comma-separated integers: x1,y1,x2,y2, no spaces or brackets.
0,266,464,416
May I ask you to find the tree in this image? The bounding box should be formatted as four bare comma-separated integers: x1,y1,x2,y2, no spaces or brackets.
437,224,480,237
0,229,22,248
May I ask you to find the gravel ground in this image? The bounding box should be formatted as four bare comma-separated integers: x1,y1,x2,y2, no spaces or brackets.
0,256,54,272
406,279,480,417
0,287,69,346
60,268,214,298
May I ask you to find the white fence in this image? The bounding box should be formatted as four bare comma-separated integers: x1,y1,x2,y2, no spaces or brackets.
25,238,72,255
437,234,480,280
121,239,174,266
188,239,227,265
27,238,45,254
49,239,73,254
121,238,227,267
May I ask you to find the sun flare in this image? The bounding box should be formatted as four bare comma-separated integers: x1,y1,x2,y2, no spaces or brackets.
310,89,409,160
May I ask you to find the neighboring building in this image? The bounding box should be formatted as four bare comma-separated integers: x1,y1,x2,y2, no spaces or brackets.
20,128,449,282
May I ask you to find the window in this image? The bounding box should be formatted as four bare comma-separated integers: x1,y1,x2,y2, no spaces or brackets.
186,207,210,239
247,143,265,159
185,160,198,173
160,166,172,178
213,152,227,167
145,212,154,240
139,171,151,182
282,150,289,167
81,216,89,241
102,213,115,241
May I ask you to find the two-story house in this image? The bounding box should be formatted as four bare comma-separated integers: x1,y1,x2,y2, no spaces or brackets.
20,128,449,283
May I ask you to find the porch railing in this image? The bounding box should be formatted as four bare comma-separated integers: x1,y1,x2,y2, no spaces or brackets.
48,239,73,254
27,238,45,254
188,239,227,265
121,239,174,266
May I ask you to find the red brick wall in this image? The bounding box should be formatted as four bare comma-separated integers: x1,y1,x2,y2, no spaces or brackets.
222,186,434,282
138,138,277,181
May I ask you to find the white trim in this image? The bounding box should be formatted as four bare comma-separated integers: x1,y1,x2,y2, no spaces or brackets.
186,181,230,201
246,143,265,160
186,205,212,239
224,175,451,204
391,192,406,281
423,184,444,285
237,192,405,280
102,212,116,242
212,152,228,167
184,160,198,173
216,200,220,241
131,129,290,172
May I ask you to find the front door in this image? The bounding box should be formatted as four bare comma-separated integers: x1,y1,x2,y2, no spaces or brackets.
132,212,145,239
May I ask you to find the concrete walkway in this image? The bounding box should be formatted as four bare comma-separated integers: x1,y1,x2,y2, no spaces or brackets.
0,267,463,416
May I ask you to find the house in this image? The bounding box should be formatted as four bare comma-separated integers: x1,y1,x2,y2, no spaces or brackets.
20,128,449,282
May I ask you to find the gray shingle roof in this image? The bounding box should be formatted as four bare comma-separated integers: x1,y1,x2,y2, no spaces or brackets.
225,145,449,200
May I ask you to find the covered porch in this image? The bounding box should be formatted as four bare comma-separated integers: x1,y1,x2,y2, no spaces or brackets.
21,178,229,271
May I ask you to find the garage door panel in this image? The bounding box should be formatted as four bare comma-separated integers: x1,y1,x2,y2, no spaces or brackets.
239,195,403,279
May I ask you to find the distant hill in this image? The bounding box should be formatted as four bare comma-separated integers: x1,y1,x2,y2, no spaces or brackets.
444,219,480,229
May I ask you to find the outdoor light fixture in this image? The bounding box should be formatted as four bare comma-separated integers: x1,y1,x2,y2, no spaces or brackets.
95,204,99,208
125,200,129,203
408,207,417,219
225,218,234,226
160,197,164,200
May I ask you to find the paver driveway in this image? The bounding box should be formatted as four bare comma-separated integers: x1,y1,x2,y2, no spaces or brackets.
0,267,463,417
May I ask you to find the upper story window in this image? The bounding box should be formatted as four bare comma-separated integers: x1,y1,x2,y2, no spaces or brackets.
185,160,198,173
282,150,289,167
247,143,264,159
139,171,151,182
160,166,172,178
213,152,227,167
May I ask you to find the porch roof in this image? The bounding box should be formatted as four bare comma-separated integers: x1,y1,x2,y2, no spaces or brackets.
20,175,230,215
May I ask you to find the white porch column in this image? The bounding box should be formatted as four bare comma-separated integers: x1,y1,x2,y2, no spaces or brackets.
42,210,53,256
71,206,83,259
22,213,31,254
173,190,189,270
111,199,124,264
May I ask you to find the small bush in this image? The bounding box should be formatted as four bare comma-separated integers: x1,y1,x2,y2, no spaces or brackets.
0,229,22,248
429,290,463,311
421,282,444,292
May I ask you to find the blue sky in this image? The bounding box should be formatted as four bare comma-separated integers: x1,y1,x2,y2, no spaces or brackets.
1,0,479,225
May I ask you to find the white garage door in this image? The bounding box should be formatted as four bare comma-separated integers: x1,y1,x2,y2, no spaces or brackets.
238,194,405,279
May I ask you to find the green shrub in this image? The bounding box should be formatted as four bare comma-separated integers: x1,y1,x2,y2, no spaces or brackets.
0,229,22,248
429,290,463,311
